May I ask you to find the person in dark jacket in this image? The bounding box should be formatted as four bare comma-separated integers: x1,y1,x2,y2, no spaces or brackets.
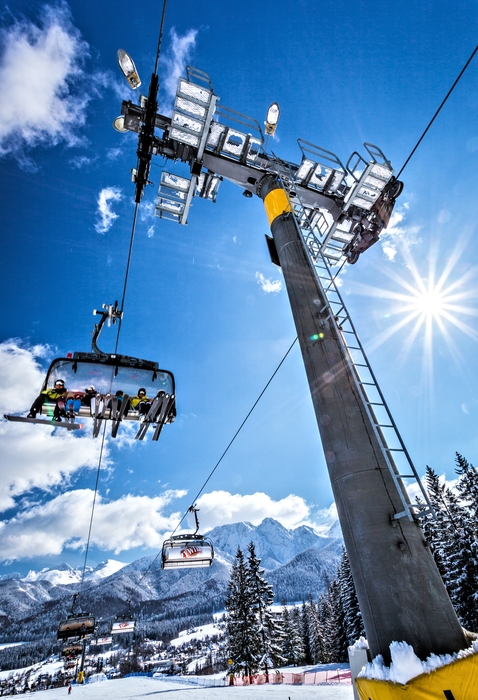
28,379,68,421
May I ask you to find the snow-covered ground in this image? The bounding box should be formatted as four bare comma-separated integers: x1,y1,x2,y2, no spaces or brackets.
0,642,24,650
18,676,354,699
171,622,223,647
0,659,63,682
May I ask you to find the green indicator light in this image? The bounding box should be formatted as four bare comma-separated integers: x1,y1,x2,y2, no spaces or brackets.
310,334,319,341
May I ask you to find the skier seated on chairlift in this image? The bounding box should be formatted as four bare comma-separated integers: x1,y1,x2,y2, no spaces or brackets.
65,392,84,418
28,379,68,422
129,388,152,417
107,390,125,411
81,385,97,407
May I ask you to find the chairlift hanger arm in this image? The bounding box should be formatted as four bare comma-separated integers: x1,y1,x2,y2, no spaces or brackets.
91,302,123,357
188,505,200,535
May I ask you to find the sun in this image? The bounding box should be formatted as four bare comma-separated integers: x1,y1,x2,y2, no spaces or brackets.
411,286,446,318
347,237,478,368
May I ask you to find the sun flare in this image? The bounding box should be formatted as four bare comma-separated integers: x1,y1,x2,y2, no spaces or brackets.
348,238,478,370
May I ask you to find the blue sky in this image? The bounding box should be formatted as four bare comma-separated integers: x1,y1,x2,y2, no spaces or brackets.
1,0,478,576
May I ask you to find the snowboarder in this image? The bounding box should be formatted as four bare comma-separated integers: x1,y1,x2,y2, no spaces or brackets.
28,379,68,421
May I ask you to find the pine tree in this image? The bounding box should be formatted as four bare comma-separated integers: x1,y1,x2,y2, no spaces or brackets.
319,579,348,663
305,595,325,664
300,600,313,664
246,541,285,677
225,546,260,676
280,602,296,665
338,548,365,645
424,465,478,630
288,606,306,665
455,453,478,522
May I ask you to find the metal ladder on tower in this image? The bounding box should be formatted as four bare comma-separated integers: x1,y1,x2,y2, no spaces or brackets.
275,170,435,522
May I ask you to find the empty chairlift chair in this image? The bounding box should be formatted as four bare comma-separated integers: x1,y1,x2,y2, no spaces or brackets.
111,601,136,634
161,506,214,569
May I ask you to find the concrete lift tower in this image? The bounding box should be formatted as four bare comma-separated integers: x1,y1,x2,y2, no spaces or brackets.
114,57,468,664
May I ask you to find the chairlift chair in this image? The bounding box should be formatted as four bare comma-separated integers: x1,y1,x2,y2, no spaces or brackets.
161,506,214,569
4,303,176,441
57,613,96,641
111,618,136,634
61,641,83,658
111,600,136,634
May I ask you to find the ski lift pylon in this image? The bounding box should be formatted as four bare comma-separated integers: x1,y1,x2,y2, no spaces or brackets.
4,303,176,441
161,506,214,569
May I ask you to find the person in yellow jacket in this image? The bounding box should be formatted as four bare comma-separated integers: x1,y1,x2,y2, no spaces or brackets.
28,379,68,421
130,387,152,417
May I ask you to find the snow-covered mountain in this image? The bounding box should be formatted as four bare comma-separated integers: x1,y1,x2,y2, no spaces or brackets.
206,516,341,570
21,560,127,586
0,518,342,645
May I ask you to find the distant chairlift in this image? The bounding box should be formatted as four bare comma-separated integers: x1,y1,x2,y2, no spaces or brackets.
111,600,136,635
61,641,83,658
161,506,214,569
57,596,96,641
4,302,176,441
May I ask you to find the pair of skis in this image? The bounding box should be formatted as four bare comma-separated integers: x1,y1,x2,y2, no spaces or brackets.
4,413,82,431
91,393,130,438
135,392,175,441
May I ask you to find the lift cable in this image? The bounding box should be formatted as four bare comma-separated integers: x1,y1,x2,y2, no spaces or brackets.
73,0,169,604
397,44,478,179
78,423,108,597
133,336,299,585
114,202,139,354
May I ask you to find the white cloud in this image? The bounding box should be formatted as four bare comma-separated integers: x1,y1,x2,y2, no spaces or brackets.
139,201,155,222
158,28,198,114
0,4,90,161
380,206,421,262
0,489,187,560
95,187,122,233
255,271,282,294
0,341,104,512
69,155,96,169
106,147,122,161
195,491,311,531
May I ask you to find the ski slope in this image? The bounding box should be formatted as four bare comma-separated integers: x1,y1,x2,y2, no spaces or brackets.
31,676,354,699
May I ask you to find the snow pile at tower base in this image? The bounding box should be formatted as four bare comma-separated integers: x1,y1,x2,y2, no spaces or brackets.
355,640,478,699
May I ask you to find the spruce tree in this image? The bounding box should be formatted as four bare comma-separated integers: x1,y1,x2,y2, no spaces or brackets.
455,453,478,522
305,595,325,663
290,606,306,665
319,579,348,663
280,602,295,665
424,465,478,630
225,546,260,676
338,547,365,645
300,600,313,664
246,541,285,676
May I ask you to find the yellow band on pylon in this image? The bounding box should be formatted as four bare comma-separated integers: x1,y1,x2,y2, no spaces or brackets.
355,652,478,700
263,187,291,226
